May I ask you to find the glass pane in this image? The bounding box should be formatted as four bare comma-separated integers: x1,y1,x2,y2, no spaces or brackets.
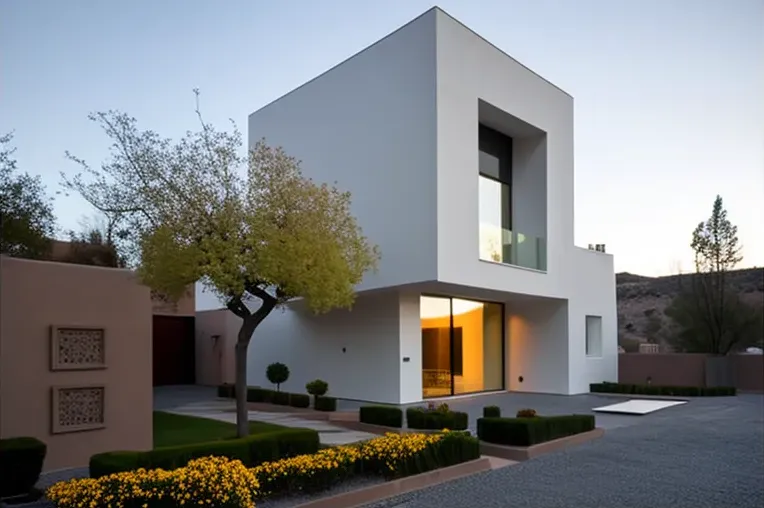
479,150,501,180
514,232,547,271
479,176,504,262
480,223,548,270
451,298,487,395
420,297,452,398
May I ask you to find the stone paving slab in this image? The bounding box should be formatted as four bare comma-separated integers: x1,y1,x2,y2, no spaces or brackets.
162,408,378,445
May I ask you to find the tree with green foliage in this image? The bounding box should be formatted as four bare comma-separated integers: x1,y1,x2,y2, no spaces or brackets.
62,96,380,436
664,195,761,354
0,132,56,258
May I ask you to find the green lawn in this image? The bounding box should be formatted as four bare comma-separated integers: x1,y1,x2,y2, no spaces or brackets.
153,411,287,448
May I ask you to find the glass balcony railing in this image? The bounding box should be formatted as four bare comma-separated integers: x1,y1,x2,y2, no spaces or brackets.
479,224,547,271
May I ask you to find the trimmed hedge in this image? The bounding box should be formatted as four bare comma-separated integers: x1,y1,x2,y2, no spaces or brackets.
246,387,274,403
89,428,319,478
590,382,736,397
0,437,47,497
406,408,469,431
289,393,311,408
359,406,403,428
272,391,290,405
483,405,501,418
217,383,235,399
314,395,337,412
477,414,595,446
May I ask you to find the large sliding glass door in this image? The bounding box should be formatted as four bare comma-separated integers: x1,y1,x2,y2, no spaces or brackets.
420,296,504,398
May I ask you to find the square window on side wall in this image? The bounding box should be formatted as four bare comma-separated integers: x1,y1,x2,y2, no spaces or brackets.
586,315,603,357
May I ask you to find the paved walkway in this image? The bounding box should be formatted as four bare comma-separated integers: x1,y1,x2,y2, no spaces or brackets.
155,387,377,446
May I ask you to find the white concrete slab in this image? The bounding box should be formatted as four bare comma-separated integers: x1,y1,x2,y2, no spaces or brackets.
592,399,687,415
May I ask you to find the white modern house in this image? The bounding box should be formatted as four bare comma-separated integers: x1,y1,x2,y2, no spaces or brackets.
242,7,617,404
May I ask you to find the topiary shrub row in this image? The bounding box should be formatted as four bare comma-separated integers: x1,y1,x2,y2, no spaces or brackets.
360,406,403,428
477,414,595,447
246,387,273,403
406,406,469,431
89,428,319,478
243,387,336,411
0,437,47,498
590,382,736,397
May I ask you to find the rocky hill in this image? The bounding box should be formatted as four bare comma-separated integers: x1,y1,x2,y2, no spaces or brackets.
616,267,764,350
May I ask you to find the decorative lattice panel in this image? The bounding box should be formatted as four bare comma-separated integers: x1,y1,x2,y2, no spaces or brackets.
50,327,106,370
51,386,105,433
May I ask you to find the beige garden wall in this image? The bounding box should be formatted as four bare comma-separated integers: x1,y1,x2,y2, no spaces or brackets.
0,256,153,471
152,287,195,316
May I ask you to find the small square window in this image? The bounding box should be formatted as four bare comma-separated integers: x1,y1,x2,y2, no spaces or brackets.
586,316,602,357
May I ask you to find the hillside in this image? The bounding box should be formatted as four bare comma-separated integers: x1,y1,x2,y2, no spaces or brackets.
616,267,764,350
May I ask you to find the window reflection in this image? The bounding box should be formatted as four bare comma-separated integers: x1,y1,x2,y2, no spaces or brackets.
479,175,509,263
421,296,504,398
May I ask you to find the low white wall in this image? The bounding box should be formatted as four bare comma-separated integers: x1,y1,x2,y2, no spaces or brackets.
567,248,618,393
246,292,402,403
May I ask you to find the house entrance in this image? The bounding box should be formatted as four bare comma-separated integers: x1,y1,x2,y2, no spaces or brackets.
420,296,504,398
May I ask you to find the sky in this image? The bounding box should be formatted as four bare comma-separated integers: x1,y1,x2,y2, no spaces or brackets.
2,0,763,277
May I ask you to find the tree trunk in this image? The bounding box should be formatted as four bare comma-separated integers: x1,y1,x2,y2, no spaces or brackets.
234,339,250,438
229,289,278,438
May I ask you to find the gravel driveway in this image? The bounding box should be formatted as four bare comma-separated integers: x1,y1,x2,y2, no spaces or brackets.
364,394,764,508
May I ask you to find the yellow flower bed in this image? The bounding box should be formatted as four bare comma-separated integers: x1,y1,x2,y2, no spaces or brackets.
360,431,443,467
48,431,466,507
252,432,446,496
47,456,259,508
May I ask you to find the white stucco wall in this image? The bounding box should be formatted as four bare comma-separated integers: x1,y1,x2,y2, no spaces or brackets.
567,248,619,393
506,298,570,394
398,292,424,403
238,7,617,403
434,8,574,299
245,291,402,403
247,11,439,292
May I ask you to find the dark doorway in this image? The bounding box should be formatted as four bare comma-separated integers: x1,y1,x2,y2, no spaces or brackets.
152,315,195,386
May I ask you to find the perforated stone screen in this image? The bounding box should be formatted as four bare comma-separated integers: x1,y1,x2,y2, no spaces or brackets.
51,386,106,433
50,326,106,370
